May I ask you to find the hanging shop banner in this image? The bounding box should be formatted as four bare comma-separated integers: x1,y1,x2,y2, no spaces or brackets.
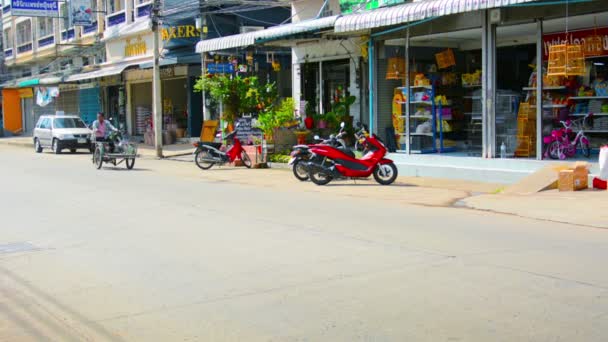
69,0,94,26
11,0,58,17
339,0,406,14
543,27,608,60
18,88,34,98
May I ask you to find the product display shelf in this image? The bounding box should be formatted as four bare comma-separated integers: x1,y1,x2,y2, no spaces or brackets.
571,112,608,116
569,96,608,100
402,83,455,154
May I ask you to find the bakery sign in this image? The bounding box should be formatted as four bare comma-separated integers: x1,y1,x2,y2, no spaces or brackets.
543,27,608,60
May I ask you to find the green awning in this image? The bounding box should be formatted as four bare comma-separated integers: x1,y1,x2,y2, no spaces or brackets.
18,79,39,87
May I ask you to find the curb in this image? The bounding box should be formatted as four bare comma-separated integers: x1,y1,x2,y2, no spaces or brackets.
268,162,290,169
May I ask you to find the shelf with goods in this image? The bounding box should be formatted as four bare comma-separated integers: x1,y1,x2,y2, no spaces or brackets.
568,95,608,134
394,82,456,154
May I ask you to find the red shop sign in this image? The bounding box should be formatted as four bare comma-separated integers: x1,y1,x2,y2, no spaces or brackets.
543,26,608,60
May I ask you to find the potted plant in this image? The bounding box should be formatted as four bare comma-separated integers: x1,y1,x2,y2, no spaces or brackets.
255,97,295,143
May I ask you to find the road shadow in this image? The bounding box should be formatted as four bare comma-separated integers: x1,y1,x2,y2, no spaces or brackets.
100,166,151,172
324,182,417,188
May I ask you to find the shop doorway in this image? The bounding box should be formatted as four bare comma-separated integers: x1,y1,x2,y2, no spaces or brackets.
130,82,152,136
322,59,350,115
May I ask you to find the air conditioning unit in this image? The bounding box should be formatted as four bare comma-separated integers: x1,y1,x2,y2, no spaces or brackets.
240,26,265,34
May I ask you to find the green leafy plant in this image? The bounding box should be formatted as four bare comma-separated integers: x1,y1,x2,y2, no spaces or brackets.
256,97,295,139
268,154,291,163
194,74,277,123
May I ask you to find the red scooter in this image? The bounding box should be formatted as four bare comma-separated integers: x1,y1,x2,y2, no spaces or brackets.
193,125,252,170
306,123,398,185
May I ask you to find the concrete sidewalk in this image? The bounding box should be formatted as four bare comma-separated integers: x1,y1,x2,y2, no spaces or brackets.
0,136,195,158
463,189,608,229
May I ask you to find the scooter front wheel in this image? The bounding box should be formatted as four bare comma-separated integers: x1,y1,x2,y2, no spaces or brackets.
373,162,398,185
195,149,215,170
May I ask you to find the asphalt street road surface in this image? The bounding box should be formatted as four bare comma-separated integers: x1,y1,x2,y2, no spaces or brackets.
1,145,607,341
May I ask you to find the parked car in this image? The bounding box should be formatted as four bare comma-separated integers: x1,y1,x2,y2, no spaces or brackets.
33,115,93,154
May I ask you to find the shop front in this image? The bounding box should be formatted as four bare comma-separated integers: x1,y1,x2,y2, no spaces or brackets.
123,65,191,142
334,0,608,160
292,37,364,129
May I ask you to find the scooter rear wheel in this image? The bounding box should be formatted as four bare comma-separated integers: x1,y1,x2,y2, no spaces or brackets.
309,168,332,186
241,151,252,168
195,149,215,170
292,159,309,181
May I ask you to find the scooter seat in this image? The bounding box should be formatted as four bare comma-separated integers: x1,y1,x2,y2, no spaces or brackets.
200,142,222,149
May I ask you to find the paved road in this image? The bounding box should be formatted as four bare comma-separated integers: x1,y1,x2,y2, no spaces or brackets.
1,145,607,341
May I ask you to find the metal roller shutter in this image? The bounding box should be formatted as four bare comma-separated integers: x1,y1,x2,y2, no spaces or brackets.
32,97,57,127
79,86,101,125
56,89,79,116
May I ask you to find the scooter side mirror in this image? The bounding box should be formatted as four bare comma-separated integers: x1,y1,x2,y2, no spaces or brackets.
314,135,320,140
340,122,345,128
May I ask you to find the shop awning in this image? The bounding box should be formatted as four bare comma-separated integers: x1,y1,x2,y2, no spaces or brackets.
334,0,539,33
195,16,338,53
18,79,39,87
64,61,143,82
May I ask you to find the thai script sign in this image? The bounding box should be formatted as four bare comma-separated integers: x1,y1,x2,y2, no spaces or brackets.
124,36,147,57
543,27,608,60
12,0,58,17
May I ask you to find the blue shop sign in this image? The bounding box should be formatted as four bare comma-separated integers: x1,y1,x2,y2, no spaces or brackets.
207,63,234,74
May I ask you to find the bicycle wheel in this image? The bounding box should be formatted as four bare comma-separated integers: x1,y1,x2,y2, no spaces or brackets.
580,141,591,158
548,141,561,160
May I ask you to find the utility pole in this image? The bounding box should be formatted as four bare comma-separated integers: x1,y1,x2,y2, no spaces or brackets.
199,0,209,121
151,0,163,158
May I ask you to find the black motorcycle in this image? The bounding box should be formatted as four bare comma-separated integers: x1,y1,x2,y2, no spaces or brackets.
288,123,348,181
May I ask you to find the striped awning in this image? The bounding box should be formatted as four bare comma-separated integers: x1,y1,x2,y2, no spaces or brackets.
64,61,145,82
196,16,338,53
334,0,539,33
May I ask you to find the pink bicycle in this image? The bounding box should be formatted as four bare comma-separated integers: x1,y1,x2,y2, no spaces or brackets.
546,113,592,160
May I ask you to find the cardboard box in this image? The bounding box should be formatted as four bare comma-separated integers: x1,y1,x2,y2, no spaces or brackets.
558,163,589,191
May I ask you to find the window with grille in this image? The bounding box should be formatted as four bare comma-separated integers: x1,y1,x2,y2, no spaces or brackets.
38,17,54,38
3,28,12,48
16,20,32,46
108,0,124,14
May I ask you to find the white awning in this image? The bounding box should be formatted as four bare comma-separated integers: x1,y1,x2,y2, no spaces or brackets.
196,16,338,53
64,61,144,82
334,0,539,33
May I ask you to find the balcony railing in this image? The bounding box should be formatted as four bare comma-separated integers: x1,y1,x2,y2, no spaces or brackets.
61,28,76,40
17,42,33,54
38,34,55,48
83,21,98,35
135,2,152,19
107,10,126,27
4,48,13,58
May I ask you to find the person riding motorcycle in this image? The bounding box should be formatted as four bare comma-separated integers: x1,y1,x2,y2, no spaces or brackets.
91,112,118,152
